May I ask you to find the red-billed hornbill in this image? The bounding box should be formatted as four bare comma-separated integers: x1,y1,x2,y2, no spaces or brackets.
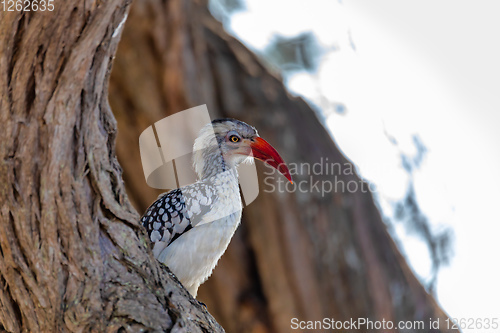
141,118,292,297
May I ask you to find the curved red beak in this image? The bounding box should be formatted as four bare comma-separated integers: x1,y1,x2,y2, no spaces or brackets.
250,137,293,183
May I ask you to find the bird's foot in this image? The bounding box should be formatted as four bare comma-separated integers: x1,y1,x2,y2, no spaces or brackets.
196,300,207,309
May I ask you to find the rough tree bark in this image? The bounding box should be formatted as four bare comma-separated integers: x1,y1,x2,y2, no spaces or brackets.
109,1,459,333
0,1,222,332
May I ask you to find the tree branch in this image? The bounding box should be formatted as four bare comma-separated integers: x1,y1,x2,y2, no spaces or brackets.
0,2,223,332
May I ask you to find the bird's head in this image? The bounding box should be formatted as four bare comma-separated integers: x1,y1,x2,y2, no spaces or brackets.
193,118,292,183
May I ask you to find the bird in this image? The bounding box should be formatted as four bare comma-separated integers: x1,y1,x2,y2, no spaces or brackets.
140,118,292,298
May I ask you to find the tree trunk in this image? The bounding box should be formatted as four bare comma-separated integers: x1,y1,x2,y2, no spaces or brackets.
109,1,459,333
0,2,222,332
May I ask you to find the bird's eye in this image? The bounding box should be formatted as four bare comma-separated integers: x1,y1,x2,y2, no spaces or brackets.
229,135,240,143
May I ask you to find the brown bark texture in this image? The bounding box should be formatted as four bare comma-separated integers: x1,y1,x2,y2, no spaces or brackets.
0,1,223,332
108,1,459,333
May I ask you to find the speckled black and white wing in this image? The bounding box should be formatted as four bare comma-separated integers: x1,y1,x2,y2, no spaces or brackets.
141,181,225,248
141,188,193,247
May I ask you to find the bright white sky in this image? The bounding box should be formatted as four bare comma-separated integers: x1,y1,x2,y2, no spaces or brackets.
227,0,500,330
